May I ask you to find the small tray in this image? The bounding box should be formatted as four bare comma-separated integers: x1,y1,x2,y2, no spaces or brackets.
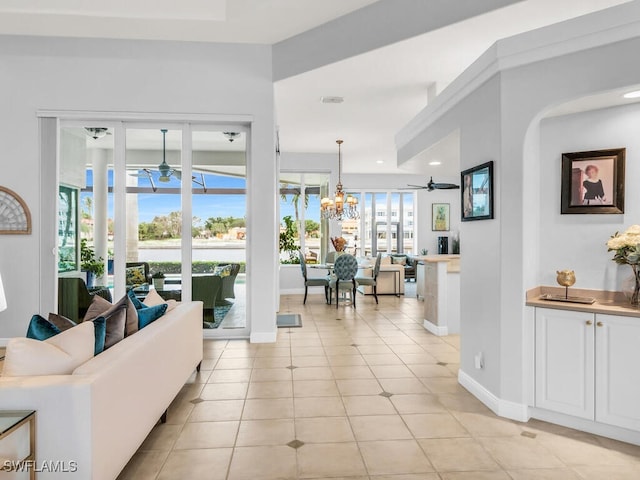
540,294,596,304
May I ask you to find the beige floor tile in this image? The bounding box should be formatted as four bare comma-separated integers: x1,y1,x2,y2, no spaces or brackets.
342,395,397,416
247,380,293,399
439,471,511,480
297,442,367,478
437,393,493,413
254,347,292,357
419,437,500,472
388,344,428,354
189,400,244,422
292,366,334,380
403,413,470,439
215,358,255,369
327,355,368,366
359,439,434,475
139,424,182,451
200,382,248,400
165,399,195,425
336,378,383,396
236,419,295,446
397,353,439,365
332,365,376,379
409,364,455,378
357,344,394,355
294,396,347,418
291,346,326,357
362,353,404,365
350,415,413,441
221,348,258,358
294,379,340,397
156,448,232,480
208,369,252,383
324,345,361,356
253,356,295,368
250,368,292,382
572,464,640,479
452,411,524,437
378,378,431,395
117,450,169,480
390,394,447,414
242,398,294,419
479,436,565,469
507,468,582,479
295,416,355,443
228,445,297,480
421,377,466,394
291,355,331,367
537,432,640,466
174,421,239,449
370,474,440,480
370,364,416,379
185,369,212,384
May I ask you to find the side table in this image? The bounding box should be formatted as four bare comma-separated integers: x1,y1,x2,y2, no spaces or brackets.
0,410,35,479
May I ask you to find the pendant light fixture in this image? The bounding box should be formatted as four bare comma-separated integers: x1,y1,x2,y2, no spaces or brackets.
321,139,359,221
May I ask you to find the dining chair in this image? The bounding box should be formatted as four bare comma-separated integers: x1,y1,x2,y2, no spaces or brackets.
299,250,330,304
355,253,381,304
329,254,358,309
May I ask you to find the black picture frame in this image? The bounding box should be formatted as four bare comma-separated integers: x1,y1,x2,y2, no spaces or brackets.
461,161,493,221
561,148,625,214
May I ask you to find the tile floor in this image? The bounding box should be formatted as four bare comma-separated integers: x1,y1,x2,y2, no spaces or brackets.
116,291,640,479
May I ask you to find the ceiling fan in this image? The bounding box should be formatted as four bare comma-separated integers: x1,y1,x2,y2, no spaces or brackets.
85,127,111,140
130,129,207,192
405,177,460,191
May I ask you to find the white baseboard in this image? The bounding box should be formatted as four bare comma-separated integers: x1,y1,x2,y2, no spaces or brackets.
250,331,277,343
423,319,448,336
280,288,306,295
458,369,530,422
0,338,9,347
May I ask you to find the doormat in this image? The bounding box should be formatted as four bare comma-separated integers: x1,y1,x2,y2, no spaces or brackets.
277,313,303,328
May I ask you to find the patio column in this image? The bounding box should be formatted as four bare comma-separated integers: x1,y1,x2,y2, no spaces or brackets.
91,149,109,285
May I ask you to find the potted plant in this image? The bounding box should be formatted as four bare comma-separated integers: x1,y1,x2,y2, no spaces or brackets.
279,215,299,264
152,271,165,290
80,238,104,287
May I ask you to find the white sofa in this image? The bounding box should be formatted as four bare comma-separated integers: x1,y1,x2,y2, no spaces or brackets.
357,256,405,295
0,301,203,480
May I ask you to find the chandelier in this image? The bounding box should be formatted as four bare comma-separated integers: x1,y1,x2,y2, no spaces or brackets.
321,140,359,221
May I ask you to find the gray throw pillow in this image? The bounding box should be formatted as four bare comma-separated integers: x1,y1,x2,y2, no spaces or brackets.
83,295,129,348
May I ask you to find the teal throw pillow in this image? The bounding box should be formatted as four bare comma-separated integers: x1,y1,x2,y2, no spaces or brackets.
92,317,107,355
127,289,146,310
26,314,60,340
137,303,168,329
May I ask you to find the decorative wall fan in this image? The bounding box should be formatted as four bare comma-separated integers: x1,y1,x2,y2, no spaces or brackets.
405,177,460,191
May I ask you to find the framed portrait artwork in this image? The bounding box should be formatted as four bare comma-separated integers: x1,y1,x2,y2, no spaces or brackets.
461,161,494,221
560,148,625,214
432,203,450,231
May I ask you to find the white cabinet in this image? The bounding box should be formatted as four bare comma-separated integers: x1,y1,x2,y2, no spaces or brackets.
416,262,425,300
595,314,640,431
535,308,640,433
535,308,594,419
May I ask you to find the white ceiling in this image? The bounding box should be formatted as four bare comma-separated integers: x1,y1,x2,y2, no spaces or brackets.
0,0,633,178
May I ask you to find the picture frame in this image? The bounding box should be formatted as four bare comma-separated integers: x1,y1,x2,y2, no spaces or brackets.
561,148,625,214
432,203,450,231
0,185,32,234
461,161,494,221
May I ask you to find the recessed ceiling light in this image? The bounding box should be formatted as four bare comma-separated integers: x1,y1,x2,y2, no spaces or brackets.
429,161,441,166
320,96,344,104
376,160,384,164
623,90,640,99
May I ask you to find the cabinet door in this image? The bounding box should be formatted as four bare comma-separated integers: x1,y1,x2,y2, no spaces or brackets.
595,314,640,432
535,308,594,419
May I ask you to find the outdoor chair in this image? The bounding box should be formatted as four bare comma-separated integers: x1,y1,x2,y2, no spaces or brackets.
58,277,112,323
192,275,223,323
355,253,381,304
299,250,330,304
213,263,241,305
329,254,358,308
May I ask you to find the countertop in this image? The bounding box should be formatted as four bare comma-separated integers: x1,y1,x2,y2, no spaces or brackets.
414,255,460,273
526,286,640,318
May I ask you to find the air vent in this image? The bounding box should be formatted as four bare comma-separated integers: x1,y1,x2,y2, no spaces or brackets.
320,96,344,104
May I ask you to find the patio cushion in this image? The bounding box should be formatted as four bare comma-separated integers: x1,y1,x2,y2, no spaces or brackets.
126,265,147,287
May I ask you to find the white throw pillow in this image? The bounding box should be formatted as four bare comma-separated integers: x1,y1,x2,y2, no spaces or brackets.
143,289,178,312
2,321,95,377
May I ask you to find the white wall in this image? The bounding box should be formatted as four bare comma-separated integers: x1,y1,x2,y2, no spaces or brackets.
0,36,277,341
538,103,640,291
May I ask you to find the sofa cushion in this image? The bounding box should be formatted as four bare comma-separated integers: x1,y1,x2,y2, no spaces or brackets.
84,294,130,348
48,312,77,331
391,255,407,266
4,320,99,376
213,265,233,277
26,314,61,340
137,303,168,329
126,265,147,287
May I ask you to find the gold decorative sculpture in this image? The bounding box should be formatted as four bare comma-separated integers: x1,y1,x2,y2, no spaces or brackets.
556,269,576,298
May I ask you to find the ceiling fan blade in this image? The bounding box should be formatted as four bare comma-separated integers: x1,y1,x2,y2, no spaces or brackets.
405,184,428,189
432,183,460,190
